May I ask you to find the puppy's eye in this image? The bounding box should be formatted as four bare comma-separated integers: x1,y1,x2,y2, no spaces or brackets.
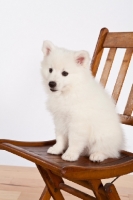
49,68,53,73
62,71,68,76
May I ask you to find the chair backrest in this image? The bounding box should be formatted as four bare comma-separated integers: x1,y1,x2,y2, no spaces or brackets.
90,28,133,126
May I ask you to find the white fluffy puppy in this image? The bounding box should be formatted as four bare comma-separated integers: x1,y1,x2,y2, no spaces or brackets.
41,41,124,162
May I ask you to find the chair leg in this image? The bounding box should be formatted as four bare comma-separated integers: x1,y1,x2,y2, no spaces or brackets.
37,165,65,200
39,186,51,200
89,180,108,200
104,183,121,200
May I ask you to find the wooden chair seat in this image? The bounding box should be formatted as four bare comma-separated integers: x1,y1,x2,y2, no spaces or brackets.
0,28,133,199
0,139,133,181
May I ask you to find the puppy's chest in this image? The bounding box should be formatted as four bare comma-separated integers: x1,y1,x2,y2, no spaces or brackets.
48,95,73,115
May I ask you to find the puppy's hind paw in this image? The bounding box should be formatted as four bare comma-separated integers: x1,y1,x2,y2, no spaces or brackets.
89,152,107,162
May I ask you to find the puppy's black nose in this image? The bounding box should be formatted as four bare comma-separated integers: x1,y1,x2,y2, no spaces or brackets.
49,81,56,88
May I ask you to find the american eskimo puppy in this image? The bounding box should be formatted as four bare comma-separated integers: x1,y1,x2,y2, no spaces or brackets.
41,41,124,162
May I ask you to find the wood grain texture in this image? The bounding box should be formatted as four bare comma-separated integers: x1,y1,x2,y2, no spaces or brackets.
103,32,133,48
39,187,51,200
37,165,64,200
104,183,121,200
112,48,133,103
124,84,133,116
1,140,133,180
91,27,109,77
100,47,117,87
0,27,133,199
59,183,95,200
119,114,133,126
0,166,133,200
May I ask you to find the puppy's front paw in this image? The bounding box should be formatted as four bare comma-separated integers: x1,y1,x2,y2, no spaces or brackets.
90,152,107,162
62,151,79,161
47,145,63,155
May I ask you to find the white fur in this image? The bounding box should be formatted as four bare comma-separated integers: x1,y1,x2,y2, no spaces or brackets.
41,41,124,162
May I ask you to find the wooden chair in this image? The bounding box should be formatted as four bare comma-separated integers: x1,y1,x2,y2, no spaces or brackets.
0,27,133,200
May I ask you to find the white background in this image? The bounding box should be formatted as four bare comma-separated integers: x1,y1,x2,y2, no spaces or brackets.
0,0,133,166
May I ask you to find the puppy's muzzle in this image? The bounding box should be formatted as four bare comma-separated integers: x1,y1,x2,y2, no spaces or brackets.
49,81,57,92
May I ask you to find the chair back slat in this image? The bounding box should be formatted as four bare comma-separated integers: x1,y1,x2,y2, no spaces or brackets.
100,48,117,87
112,48,133,103
103,32,133,48
123,84,133,116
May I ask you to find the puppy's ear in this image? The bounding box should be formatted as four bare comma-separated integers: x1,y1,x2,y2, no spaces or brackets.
75,51,90,67
42,40,55,56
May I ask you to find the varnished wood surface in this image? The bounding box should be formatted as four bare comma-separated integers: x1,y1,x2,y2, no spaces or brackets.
0,165,133,200
91,28,133,127
0,28,133,199
124,85,133,116
112,48,133,103
1,140,133,180
90,27,109,76
103,32,133,48
100,47,117,87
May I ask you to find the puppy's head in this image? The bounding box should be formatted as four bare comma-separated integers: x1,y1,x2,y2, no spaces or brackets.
41,41,90,94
